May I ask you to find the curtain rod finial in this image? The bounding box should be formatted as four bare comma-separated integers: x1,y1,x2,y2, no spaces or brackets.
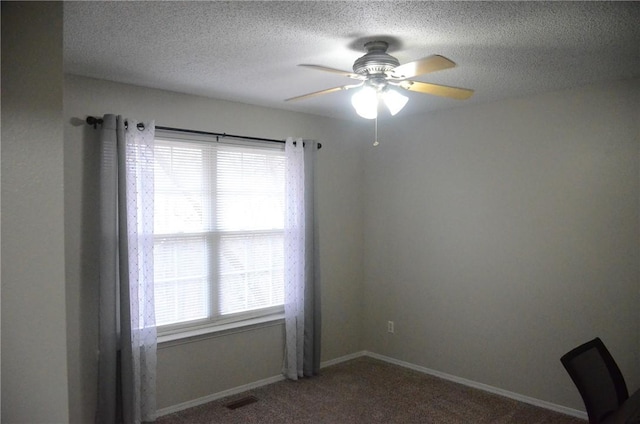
86,116,103,129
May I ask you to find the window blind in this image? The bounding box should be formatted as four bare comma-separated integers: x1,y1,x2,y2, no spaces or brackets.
153,136,285,329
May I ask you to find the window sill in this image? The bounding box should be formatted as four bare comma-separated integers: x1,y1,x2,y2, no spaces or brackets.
157,312,285,347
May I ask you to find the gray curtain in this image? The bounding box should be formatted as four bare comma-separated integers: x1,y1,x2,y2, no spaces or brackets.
96,114,157,424
303,141,321,376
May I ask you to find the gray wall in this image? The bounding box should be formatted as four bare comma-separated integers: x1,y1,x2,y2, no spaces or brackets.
63,75,367,420
362,79,640,410
1,2,70,422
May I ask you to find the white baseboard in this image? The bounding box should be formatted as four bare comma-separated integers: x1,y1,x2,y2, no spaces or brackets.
157,350,587,421
320,350,368,368
156,374,285,417
363,351,587,420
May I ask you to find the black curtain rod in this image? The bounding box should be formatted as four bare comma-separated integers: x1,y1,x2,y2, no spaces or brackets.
85,116,321,149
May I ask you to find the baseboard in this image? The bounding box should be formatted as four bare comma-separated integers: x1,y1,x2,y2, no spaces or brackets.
320,350,368,368
363,351,587,420
156,374,286,417
157,350,587,421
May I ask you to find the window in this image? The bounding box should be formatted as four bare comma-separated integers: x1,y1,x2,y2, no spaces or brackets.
153,133,285,335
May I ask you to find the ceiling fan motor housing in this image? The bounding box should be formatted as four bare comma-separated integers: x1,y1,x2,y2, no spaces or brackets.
353,41,400,76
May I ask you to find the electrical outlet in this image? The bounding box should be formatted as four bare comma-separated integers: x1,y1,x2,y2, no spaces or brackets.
387,321,394,333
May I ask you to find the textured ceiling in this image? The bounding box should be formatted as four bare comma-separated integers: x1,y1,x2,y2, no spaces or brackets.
64,1,640,121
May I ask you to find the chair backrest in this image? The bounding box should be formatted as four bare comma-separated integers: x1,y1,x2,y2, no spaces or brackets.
561,337,629,424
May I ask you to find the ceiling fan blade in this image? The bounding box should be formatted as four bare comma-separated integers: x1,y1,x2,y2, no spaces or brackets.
389,55,456,79
400,80,474,100
298,64,364,80
285,83,362,102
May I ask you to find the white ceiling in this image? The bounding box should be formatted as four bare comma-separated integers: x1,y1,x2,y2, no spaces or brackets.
64,1,640,121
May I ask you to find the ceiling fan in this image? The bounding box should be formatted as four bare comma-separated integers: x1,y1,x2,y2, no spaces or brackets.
285,40,474,119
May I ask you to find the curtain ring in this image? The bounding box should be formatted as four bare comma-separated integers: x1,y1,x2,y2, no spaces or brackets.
124,121,145,131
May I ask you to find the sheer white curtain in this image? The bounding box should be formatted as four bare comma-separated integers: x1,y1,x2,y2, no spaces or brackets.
284,137,305,379
97,114,157,423
283,137,321,380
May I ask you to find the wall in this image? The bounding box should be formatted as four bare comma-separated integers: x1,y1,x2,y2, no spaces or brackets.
1,2,70,422
63,75,367,420
362,79,640,411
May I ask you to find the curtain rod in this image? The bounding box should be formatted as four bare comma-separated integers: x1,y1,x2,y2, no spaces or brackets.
85,116,321,149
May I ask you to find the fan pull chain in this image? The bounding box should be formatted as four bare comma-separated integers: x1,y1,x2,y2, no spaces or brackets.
373,116,379,146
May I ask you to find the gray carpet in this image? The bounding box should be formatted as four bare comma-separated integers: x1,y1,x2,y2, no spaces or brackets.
157,356,585,423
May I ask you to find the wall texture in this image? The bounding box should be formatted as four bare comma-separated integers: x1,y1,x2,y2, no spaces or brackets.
1,2,69,422
63,75,367,419
362,79,640,411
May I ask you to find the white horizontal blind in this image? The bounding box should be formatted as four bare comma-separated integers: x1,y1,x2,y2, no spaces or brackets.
153,136,285,329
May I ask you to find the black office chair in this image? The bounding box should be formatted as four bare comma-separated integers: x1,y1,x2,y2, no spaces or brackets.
561,337,629,424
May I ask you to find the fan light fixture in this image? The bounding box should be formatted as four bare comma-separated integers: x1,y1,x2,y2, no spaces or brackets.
351,86,378,119
382,88,409,116
351,86,408,119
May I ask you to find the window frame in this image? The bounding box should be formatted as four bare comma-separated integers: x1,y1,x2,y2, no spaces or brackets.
153,130,286,341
